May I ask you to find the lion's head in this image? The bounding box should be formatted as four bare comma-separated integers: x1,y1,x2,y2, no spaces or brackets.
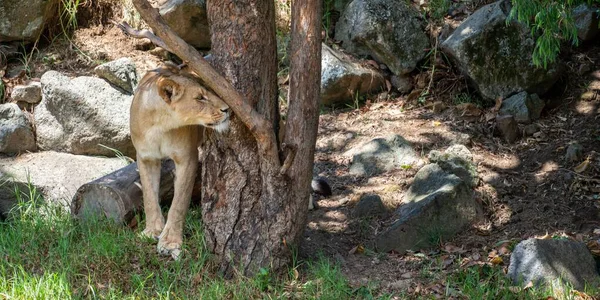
134,64,230,133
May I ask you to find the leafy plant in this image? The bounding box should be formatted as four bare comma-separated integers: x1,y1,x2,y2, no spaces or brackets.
508,0,599,68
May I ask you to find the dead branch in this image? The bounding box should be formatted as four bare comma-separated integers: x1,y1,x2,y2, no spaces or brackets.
129,0,280,167
110,20,174,53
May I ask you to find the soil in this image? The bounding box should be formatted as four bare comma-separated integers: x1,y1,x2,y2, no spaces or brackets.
2,2,599,298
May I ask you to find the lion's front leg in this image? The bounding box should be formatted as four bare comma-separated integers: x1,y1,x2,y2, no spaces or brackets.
138,157,165,239
157,155,196,260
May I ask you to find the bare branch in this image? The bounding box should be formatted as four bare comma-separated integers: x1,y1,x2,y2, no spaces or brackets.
110,20,173,53
129,0,280,166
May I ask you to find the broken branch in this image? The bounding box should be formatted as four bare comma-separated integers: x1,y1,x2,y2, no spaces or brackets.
110,20,173,53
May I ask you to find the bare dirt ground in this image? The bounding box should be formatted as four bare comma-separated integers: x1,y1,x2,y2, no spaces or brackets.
302,41,600,296
3,3,599,296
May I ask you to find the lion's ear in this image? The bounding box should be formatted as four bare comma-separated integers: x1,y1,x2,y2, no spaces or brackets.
157,78,181,103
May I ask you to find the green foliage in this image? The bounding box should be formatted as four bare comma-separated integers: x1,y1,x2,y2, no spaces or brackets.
428,0,452,20
59,0,82,33
508,0,599,68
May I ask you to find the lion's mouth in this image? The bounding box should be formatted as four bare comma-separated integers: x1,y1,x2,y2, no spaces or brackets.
207,118,230,133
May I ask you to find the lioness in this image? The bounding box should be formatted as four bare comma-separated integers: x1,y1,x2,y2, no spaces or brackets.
130,63,230,259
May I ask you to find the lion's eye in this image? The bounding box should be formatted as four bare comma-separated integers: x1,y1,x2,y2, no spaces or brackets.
196,95,209,103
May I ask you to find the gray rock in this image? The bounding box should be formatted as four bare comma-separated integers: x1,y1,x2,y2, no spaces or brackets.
508,238,600,290
345,134,422,176
153,0,210,49
94,58,139,94
0,151,128,210
428,144,478,188
317,131,355,152
321,44,385,106
0,103,36,153
334,0,429,76
35,71,135,157
523,123,540,136
11,82,42,104
353,194,387,218
376,164,481,253
498,92,544,124
565,142,583,163
0,0,59,42
573,4,599,42
440,0,561,100
390,75,413,94
496,115,520,143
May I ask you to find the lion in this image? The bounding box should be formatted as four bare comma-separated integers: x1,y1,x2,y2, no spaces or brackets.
130,63,230,259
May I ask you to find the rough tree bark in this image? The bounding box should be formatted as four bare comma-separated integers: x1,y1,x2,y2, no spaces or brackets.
132,0,321,275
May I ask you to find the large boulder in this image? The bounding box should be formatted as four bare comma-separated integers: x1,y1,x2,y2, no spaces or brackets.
35,71,135,157
376,164,481,253
344,134,422,176
508,238,600,290
334,0,429,76
94,58,139,94
440,0,561,100
573,4,600,42
0,0,59,42
152,0,210,49
0,151,128,213
0,103,36,154
321,44,385,106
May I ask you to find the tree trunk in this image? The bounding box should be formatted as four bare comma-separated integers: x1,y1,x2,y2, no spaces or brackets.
129,0,321,276
200,0,321,275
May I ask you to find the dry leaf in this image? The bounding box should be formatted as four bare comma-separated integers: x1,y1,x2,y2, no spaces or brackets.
432,120,442,127
490,256,503,265
444,244,466,254
574,159,590,173
406,89,422,103
537,232,552,240
455,103,482,117
493,97,503,112
432,101,447,114
349,244,365,255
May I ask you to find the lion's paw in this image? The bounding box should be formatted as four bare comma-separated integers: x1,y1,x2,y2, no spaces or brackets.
157,241,182,260
141,228,161,241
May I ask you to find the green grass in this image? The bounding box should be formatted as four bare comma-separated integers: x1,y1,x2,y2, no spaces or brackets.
446,264,600,299
0,184,375,299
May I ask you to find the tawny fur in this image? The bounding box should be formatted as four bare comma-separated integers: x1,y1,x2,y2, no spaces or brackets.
130,64,229,259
